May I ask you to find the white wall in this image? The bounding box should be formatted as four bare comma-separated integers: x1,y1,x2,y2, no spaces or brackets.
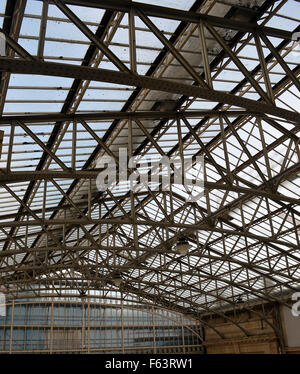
282,305,300,347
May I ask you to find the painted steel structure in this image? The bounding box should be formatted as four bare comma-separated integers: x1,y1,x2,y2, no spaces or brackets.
0,0,299,348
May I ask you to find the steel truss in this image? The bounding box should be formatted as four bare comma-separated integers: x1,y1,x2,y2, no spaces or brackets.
0,0,299,342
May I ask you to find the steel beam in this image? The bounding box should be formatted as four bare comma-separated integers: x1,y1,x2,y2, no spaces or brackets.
0,110,270,124
0,27,35,60
52,0,130,73
0,58,299,123
33,0,295,40
0,217,298,249
0,8,118,256
1,171,299,204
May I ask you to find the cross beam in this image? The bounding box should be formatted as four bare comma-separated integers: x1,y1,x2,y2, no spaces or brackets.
0,58,299,123
33,0,294,40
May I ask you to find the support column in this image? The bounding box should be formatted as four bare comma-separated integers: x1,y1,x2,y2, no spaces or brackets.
9,299,14,354
50,302,54,354
152,306,156,354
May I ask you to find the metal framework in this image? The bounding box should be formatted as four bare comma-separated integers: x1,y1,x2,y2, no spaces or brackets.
0,0,299,342
0,299,203,354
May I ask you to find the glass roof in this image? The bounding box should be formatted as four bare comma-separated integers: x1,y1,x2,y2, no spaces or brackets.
0,0,299,335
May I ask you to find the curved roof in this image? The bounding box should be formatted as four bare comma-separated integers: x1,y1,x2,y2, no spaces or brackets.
0,0,299,336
